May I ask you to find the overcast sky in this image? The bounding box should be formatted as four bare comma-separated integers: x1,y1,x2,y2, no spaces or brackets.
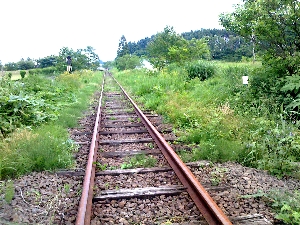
0,0,242,64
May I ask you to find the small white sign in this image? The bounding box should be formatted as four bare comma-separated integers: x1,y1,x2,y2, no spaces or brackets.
242,76,248,85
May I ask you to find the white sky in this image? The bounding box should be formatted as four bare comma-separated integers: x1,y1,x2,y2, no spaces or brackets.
0,0,242,64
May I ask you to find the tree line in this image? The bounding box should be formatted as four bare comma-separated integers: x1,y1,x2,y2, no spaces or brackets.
110,27,253,71
111,0,300,120
127,28,253,62
1,46,100,72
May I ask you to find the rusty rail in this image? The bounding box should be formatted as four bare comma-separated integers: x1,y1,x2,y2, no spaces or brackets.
113,75,232,225
75,72,105,225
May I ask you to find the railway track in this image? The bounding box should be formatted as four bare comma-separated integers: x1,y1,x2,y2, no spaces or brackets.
62,72,273,224
2,71,298,224
73,72,231,225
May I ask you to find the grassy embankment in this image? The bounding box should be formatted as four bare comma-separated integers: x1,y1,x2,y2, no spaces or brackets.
114,61,300,224
0,70,103,179
114,61,300,179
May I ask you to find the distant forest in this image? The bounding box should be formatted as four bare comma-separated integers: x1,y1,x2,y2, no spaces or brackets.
128,29,253,61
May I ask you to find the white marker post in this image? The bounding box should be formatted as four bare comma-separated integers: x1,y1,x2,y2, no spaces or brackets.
242,76,248,85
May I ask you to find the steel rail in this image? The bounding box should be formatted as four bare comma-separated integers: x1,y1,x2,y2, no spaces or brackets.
113,75,232,225
75,72,106,225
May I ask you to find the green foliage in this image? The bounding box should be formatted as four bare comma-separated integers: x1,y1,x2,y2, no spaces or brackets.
4,180,14,203
268,190,300,225
115,54,142,71
4,58,35,71
56,46,100,72
121,154,157,169
115,62,300,177
240,117,300,178
7,72,12,79
117,35,130,58
219,0,300,121
0,70,103,179
281,75,300,116
146,26,185,70
220,0,300,80
94,162,108,171
185,60,216,81
20,70,26,78
167,38,210,66
146,26,211,70
128,29,251,62
0,126,74,178
18,58,35,70
36,55,57,68
242,189,300,224
102,61,115,70
210,167,227,186
4,62,18,71
0,75,58,137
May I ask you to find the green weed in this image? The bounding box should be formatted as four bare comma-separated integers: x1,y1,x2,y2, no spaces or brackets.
242,190,300,225
94,162,108,171
121,154,157,169
64,183,70,193
210,167,227,186
4,180,15,204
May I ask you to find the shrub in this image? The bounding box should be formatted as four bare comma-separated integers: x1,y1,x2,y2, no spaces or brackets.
185,60,216,81
40,66,57,75
7,72,12,79
240,118,300,178
20,70,26,79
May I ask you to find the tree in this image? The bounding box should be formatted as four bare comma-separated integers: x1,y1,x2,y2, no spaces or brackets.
17,58,35,70
4,62,18,71
115,55,141,71
82,46,100,70
117,35,130,58
37,55,57,68
147,26,210,69
219,0,300,75
146,26,183,70
57,46,97,72
103,61,115,70
220,0,300,118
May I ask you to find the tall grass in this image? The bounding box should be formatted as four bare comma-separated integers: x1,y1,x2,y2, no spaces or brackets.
0,70,103,179
115,62,300,179
0,126,74,178
115,65,247,162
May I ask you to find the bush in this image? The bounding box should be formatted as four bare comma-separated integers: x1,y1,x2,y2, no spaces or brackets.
239,118,300,178
7,72,12,79
20,70,26,79
40,66,57,75
185,60,216,81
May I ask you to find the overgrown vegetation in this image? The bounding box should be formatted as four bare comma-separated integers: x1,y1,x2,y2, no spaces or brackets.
185,60,216,80
0,70,103,179
115,63,300,179
270,190,300,225
243,190,300,225
114,60,300,224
